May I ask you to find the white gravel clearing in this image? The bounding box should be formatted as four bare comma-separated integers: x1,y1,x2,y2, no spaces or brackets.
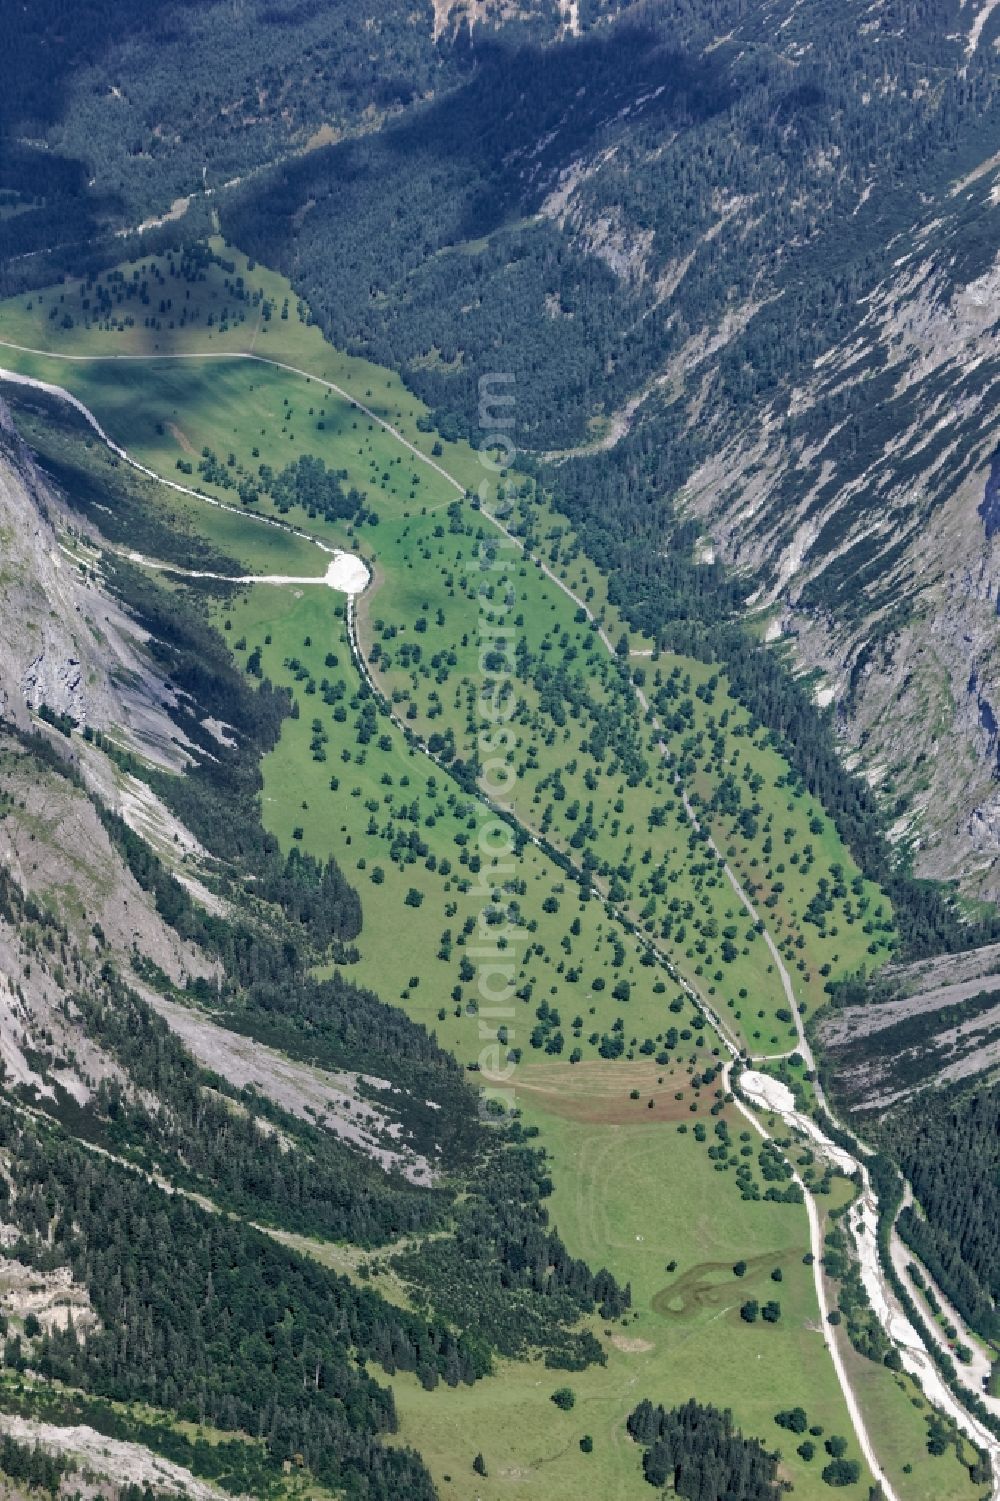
740,1069,795,1114
126,550,370,596
739,1069,1000,1492
324,551,371,594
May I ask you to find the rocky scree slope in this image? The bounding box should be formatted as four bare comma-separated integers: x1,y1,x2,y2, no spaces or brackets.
0,402,433,1184
679,180,1000,896
0,399,190,768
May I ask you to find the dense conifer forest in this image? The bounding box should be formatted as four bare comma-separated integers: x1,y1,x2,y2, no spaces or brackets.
0,1104,447,1501
627,1398,784,1498
878,1087,1000,1345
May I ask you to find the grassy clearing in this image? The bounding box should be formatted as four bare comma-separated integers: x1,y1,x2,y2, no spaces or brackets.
0,236,632,627
838,1344,984,1501
225,584,719,1067
390,1065,980,1501
4,393,322,578
340,485,890,1054
391,1061,873,1501
262,1227,421,1312
0,237,639,639
346,486,889,1047
353,500,797,1050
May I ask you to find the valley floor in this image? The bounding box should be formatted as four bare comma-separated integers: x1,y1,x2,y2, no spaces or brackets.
0,237,990,1501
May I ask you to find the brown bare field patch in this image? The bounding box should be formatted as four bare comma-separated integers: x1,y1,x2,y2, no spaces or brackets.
168,421,195,454
609,1333,654,1353
482,1057,712,1124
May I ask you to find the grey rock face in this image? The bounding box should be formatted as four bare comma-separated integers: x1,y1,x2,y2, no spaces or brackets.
674,205,1000,896
0,400,188,767
21,653,84,722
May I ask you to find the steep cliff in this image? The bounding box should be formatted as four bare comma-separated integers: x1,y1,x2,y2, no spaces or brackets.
0,400,187,766
678,178,1000,894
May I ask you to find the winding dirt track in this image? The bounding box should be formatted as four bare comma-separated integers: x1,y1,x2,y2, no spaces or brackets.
3,346,998,1497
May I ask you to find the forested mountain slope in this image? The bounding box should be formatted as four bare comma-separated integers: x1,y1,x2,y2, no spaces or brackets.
0,0,562,268
677,171,1000,895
